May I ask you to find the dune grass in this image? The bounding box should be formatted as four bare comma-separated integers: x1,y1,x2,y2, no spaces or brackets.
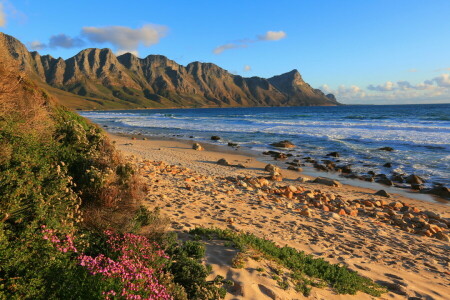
190,227,386,297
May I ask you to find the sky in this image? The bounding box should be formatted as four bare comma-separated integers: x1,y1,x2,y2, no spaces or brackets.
1,0,449,104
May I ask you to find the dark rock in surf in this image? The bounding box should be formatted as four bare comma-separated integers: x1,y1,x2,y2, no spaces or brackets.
379,147,394,151
326,152,340,157
211,136,221,141
271,140,296,148
383,162,392,168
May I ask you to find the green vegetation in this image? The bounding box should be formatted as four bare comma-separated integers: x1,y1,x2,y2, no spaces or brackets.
189,227,387,297
0,53,227,299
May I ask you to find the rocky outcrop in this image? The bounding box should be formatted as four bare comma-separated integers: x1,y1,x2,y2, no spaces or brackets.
0,32,340,109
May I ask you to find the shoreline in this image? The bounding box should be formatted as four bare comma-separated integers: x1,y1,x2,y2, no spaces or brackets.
109,132,450,299
110,131,449,205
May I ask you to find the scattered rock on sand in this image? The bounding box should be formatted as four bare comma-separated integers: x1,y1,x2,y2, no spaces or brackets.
192,143,204,151
217,158,230,166
264,164,280,173
375,190,391,198
211,136,221,141
287,166,303,172
299,207,312,217
313,177,342,187
227,142,239,147
378,146,394,151
270,140,296,148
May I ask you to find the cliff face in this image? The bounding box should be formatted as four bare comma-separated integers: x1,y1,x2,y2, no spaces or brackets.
0,32,339,109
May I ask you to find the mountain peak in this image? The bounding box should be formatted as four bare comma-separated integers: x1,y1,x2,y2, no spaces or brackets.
1,31,340,109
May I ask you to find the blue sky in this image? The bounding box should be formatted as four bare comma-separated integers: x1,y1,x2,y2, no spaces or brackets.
1,0,449,104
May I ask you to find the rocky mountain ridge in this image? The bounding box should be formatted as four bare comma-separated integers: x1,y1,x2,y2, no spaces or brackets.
0,32,339,109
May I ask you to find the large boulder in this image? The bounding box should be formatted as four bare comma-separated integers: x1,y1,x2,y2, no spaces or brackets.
271,140,296,148
405,174,424,185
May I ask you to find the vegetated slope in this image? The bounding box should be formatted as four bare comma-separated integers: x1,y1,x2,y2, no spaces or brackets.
0,32,339,110
0,45,229,299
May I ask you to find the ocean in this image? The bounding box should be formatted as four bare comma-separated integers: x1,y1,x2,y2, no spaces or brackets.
80,104,450,188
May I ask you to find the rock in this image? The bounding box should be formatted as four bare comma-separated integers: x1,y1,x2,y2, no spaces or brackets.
331,212,341,220
433,231,450,242
288,185,298,193
217,158,230,166
269,174,283,182
340,165,352,174
192,143,204,151
376,178,394,186
375,190,390,198
287,166,302,172
326,151,340,157
299,208,312,217
313,177,342,187
271,140,295,148
314,163,328,171
274,153,288,160
264,164,280,173
389,201,404,209
227,142,239,147
378,147,394,151
348,210,358,217
427,186,450,198
211,136,221,141
336,209,347,216
383,162,392,168
296,176,307,183
405,174,424,185
235,164,246,169
391,174,404,183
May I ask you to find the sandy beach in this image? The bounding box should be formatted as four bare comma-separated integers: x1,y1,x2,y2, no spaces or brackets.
110,133,450,300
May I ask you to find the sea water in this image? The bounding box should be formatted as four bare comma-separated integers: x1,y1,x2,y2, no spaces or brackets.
80,104,450,187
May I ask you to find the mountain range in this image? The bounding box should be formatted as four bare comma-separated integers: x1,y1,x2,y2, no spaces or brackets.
0,32,339,109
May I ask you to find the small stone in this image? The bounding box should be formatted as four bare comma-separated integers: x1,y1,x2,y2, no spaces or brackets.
379,147,394,151
390,201,404,209
270,140,296,148
433,231,450,242
264,164,280,173
313,177,342,187
326,151,340,157
299,208,312,217
211,136,221,141
217,158,230,166
331,213,341,220
192,143,204,151
383,162,392,168
375,190,390,198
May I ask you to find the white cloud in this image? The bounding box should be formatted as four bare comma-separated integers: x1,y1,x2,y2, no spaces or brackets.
49,34,85,49
81,24,168,55
258,30,286,41
213,30,287,55
28,40,46,50
321,73,450,104
243,65,251,72
432,73,450,88
367,81,395,91
213,43,247,54
0,3,5,27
